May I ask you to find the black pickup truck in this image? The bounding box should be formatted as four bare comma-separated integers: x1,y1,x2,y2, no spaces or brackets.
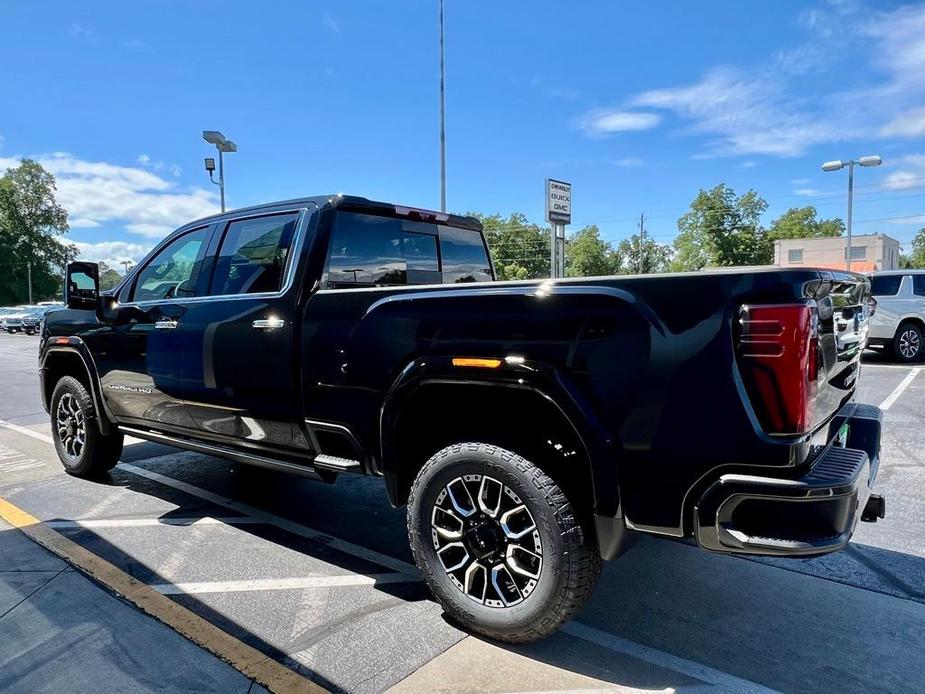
43,195,885,642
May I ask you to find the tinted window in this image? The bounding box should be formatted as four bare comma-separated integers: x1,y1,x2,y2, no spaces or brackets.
870,274,903,297
914,275,925,297
323,212,441,288
210,213,299,295
132,227,209,302
440,226,492,283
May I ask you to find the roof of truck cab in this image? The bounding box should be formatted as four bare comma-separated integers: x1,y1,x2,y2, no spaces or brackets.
177,195,481,232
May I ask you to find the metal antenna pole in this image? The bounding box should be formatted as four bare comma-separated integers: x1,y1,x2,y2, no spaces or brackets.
439,0,447,212
27,262,32,304
846,161,854,271
218,148,226,213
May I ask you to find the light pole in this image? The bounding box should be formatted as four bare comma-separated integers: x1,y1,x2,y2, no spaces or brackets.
438,0,446,212
203,130,237,213
821,155,882,271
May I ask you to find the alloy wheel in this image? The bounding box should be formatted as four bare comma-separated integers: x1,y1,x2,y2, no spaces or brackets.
56,393,86,459
899,329,921,360
431,474,543,607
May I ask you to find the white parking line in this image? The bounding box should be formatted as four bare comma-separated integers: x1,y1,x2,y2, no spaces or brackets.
0,419,55,443
878,367,922,410
151,573,418,595
118,460,420,576
45,517,266,529
1,417,779,691
562,622,778,693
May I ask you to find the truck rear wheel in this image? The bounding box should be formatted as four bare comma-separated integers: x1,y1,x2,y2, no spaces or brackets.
51,376,123,477
407,442,601,643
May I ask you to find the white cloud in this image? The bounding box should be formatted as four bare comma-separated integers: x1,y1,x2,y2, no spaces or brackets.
72,240,153,268
577,110,661,136
614,157,644,167
791,178,811,185
882,154,925,191
795,188,821,197
322,12,341,34
577,3,925,157
881,106,925,138
0,152,218,238
740,161,758,169
630,67,842,157
137,153,151,165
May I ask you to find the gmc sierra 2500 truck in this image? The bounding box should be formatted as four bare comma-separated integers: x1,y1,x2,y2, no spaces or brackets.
43,195,885,642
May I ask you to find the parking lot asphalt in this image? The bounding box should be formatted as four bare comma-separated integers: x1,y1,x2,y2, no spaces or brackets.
1,330,923,693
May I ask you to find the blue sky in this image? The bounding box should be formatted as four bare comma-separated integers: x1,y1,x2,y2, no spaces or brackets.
1,0,924,267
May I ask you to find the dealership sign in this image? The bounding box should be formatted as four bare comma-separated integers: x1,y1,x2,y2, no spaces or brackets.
545,179,571,225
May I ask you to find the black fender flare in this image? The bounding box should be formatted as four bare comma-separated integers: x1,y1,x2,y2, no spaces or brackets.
378,355,621,519
40,340,115,435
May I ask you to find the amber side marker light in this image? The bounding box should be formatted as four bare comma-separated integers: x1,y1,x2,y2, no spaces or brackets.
451,357,502,368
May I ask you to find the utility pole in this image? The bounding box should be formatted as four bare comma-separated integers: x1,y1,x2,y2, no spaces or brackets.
438,0,447,212
120,260,133,275
637,212,646,274
27,262,33,304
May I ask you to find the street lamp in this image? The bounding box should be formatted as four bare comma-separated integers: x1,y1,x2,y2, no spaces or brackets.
438,0,447,212
203,130,237,213
821,155,882,271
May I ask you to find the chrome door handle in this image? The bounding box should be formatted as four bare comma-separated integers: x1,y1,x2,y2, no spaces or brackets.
252,317,286,330
154,320,178,330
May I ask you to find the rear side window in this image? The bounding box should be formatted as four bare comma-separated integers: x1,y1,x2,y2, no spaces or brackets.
132,227,210,302
440,227,492,283
870,275,903,297
323,212,441,288
210,213,299,295
914,275,925,297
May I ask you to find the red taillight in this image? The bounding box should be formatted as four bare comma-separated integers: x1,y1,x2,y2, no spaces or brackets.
738,303,820,435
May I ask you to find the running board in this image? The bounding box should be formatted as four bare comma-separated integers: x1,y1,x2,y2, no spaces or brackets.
313,454,362,472
118,426,333,481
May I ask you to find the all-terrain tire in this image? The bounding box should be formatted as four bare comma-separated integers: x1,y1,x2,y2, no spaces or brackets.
50,376,123,477
407,442,602,643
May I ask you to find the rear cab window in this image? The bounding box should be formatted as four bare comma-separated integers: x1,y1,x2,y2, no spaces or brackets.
210,213,300,296
322,211,492,289
913,274,925,297
870,275,903,297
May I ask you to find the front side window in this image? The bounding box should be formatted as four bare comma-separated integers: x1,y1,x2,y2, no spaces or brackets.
210,213,300,295
870,274,903,297
131,227,209,302
323,212,441,288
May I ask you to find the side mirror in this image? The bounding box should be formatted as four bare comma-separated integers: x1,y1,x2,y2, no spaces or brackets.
65,262,100,310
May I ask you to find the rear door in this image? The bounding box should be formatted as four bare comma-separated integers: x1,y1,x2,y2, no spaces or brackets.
177,208,312,450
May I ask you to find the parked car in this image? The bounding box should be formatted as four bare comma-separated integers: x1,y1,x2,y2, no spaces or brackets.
40,195,885,642
866,270,925,362
1,306,39,334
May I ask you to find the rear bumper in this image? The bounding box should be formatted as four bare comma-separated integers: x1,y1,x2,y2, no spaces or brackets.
694,403,882,557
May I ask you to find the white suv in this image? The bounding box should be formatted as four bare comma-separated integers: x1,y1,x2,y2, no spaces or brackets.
867,271,925,362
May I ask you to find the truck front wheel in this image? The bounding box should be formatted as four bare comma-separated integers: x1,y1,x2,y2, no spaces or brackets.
407,442,601,643
50,376,123,477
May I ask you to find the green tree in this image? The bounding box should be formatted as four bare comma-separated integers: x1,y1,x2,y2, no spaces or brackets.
0,159,76,304
473,212,550,280
768,206,844,241
617,234,672,274
98,262,123,291
671,184,770,271
902,227,925,269
565,225,622,277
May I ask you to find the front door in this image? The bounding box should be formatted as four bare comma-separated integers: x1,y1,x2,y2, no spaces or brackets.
96,225,213,431
177,210,309,451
